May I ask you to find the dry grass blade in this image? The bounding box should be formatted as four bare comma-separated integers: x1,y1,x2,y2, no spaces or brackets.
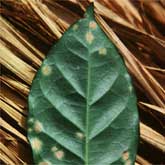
0,118,28,143
139,102,165,115
0,43,36,84
1,100,26,129
142,0,165,25
1,0,165,164
1,129,32,164
140,123,165,152
1,75,29,96
136,155,151,165
26,0,62,39
1,93,27,116
0,143,20,165
0,16,43,67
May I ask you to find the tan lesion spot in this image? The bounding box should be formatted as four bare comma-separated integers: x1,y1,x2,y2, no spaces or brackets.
38,161,51,165
99,48,107,55
85,31,94,44
31,137,42,153
73,24,79,30
42,65,52,76
122,151,131,165
75,132,84,140
125,159,131,165
54,150,64,160
34,120,43,133
122,151,129,161
89,21,97,29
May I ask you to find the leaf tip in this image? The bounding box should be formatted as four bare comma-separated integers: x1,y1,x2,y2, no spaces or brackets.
85,3,94,18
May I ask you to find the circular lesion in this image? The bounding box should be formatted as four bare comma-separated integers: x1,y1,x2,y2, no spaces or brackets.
122,151,132,165
31,137,43,153
75,131,84,140
89,21,97,30
98,48,107,55
72,24,79,31
42,65,52,76
85,31,94,44
38,161,51,165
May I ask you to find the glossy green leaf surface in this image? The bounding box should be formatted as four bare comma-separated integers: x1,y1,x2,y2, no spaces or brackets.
28,5,139,165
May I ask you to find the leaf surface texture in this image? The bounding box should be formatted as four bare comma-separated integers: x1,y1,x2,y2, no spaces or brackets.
28,5,139,165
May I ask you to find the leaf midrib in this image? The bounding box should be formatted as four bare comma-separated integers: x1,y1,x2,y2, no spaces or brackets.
85,50,91,165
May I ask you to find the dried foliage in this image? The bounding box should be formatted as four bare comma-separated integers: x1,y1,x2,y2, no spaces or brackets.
0,0,165,164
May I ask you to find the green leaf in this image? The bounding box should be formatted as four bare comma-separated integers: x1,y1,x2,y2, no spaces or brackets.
28,5,139,165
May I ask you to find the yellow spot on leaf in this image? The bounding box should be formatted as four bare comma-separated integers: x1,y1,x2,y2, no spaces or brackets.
89,21,97,29
54,150,64,160
124,74,129,79
28,128,32,132
31,137,42,153
85,31,94,44
122,151,129,161
34,120,43,133
99,48,107,55
29,118,34,123
73,24,79,30
51,146,58,152
76,132,84,140
128,86,132,92
42,65,52,76
38,161,51,165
